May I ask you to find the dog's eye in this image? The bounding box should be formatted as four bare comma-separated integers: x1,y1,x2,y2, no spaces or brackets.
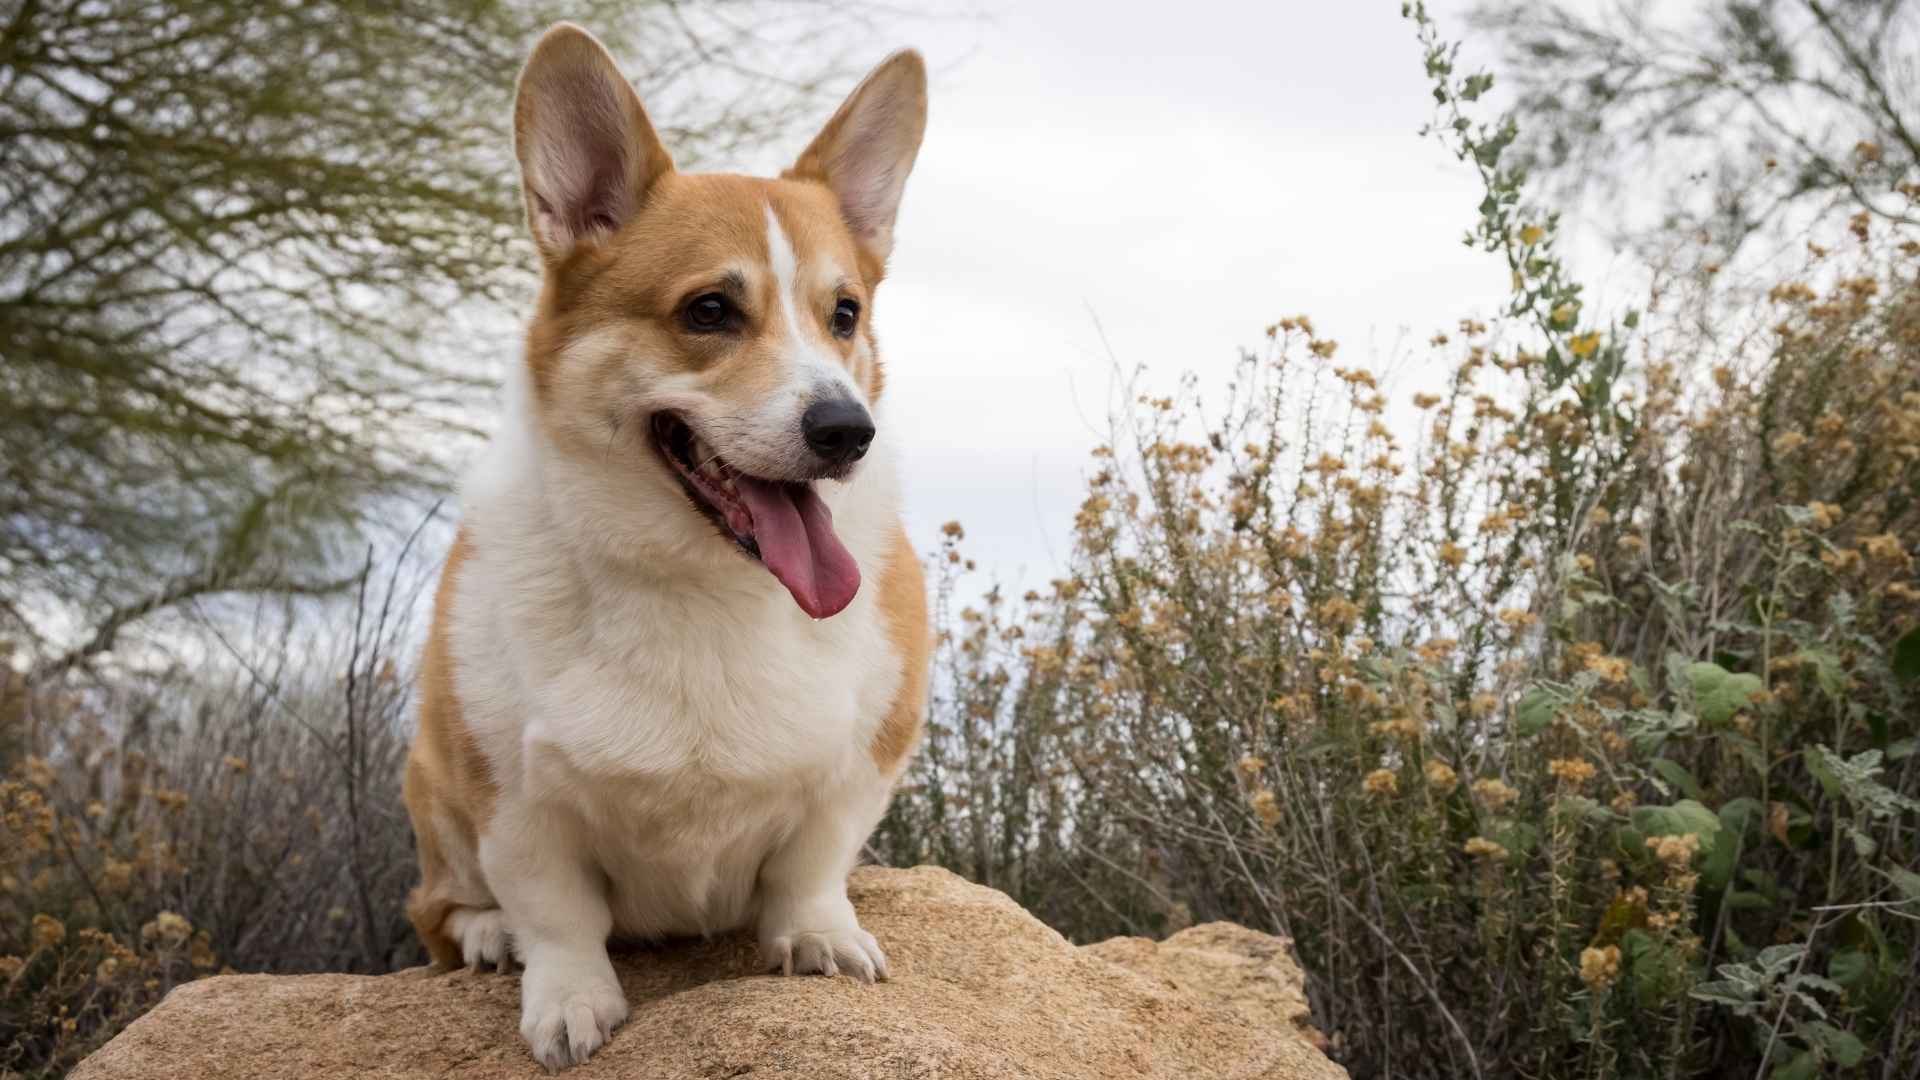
684,293,734,332
831,298,860,339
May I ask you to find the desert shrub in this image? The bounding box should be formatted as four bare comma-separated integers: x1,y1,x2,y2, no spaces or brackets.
0,562,425,1079
877,15,1920,1079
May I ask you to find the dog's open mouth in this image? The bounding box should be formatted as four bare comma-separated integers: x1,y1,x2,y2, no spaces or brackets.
650,412,861,619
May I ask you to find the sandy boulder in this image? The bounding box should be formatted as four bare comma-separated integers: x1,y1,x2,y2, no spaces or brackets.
72,865,1345,1079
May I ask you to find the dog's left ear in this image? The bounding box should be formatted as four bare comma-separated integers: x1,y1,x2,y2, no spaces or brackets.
787,51,928,273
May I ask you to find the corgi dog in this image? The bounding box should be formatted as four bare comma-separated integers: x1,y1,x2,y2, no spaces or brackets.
400,25,930,1070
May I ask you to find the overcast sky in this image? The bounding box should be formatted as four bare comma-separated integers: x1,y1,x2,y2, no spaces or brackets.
773,0,1519,592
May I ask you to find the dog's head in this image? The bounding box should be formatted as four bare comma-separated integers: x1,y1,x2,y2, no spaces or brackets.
509,25,926,619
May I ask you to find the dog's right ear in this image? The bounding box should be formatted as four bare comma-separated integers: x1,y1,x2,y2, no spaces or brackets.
513,24,673,265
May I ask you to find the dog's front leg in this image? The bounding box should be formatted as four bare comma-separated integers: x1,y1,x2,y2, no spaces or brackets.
482,810,628,1070
756,786,891,983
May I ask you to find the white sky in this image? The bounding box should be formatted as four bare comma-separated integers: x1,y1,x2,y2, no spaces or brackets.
810,0,1518,591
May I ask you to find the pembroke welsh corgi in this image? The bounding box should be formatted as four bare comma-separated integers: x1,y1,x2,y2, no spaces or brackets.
401,24,930,1070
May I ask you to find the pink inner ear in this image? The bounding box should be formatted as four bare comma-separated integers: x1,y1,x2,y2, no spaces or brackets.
526,77,641,250
816,89,920,252
832,132,899,234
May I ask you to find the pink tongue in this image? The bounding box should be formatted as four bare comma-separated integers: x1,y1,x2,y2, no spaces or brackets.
733,478,861,619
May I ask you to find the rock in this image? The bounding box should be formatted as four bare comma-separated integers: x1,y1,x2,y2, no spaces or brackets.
72,866,1346,1079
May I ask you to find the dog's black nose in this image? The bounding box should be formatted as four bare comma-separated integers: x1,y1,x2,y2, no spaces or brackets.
802,398,876,465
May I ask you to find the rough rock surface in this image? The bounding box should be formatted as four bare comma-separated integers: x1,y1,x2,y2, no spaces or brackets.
73,866,1345,1079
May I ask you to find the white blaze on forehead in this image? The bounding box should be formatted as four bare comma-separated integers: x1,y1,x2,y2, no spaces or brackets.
765,202,804,329
764,202,864,403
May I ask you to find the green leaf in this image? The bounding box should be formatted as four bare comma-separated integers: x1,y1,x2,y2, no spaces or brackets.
1757,944,1804,972
1895,626,1920,683
1885,866,1920,903
1827,948,1872,989
1633,799,1722,847
1494,821,1541,856
1770,1050,1818,1080
1651,759,1702,800
1615,824,1648,860
1516,687,1557,736
1688,662,1763,724
1726,890,1774,911
1802,1021,1865,1067
1846,822,1877,857
1689,980,1753,1007
1720,797,1765,836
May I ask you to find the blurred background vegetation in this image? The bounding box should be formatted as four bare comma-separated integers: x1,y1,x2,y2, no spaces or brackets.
4,1,1918,1079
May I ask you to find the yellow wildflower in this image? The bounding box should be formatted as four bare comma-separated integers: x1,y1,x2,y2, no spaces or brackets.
1583,654,1631,684
1646,832,1700,869
141,911,192,949
31,914,66,950
1316,597,1361,630
1821,547,1863,574
1863,533,1909,567
1806,502,1843,529
1580,945,1622,991
1363,769,1399,796
1370,716,1421,742
1463,836,1508,860
1548,758,1597,788
1424,760,1459,794
1472,777,1519,811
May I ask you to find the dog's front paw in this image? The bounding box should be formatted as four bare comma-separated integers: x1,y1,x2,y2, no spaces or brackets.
519,964,628,1070
762,924,889,983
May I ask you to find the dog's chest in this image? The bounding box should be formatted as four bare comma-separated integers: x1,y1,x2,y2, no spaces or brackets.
557,768,810,938
513,581,896,781
466,566,900,936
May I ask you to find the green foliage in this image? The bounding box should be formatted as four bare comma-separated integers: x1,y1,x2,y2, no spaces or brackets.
881,9,1920,1078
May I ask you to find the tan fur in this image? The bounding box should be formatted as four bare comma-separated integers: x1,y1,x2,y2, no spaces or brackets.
402,530,498,969
401,32,931,1065
873,527,929,773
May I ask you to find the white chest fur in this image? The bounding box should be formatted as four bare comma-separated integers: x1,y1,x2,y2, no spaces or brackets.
446,405,905,939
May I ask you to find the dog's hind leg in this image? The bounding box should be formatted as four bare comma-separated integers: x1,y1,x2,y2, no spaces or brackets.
403,754,503,971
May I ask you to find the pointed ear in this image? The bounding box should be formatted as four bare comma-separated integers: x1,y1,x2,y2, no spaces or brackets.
513,24,673,264
787,50,928,270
